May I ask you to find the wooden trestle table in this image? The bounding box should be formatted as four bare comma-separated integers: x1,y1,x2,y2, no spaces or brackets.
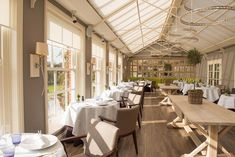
168,95,235,157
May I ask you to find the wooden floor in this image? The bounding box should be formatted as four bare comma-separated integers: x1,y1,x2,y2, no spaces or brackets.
65,92,235,157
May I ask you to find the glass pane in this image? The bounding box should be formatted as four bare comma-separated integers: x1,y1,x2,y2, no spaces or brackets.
0,0,10,26
62,28,72,46
63,49,71,69
57,92,66,110
56,71,65,91
67,71,75,90
72,34,81,49
47,45,53,67
53,46,63,68
47,71,54,94
49,22,62,43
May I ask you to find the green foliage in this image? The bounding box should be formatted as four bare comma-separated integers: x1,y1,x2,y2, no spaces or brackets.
187,48,202,65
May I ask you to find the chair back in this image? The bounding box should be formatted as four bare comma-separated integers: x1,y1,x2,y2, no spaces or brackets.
231,88,235,94
216,85,225,93
116,106,139,136
85,119,119,156
137,86,143,92
127,93,141,105
133,86,139,91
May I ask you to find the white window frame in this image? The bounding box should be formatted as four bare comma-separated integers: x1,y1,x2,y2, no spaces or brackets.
46,6,85,133
109,47,117,86
92,35,106,97
207,59,222,86
118,54,123,83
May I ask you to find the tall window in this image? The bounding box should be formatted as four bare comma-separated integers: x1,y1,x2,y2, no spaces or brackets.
109,48,116,86
92,37,106,97
207,59,222,86
118,54,123,83
0,0,23,132
47,13,82,133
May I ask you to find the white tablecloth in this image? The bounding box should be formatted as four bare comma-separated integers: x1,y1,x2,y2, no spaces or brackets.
64,99,119,136
117,82,135,89
182,84,195,95
101,88,130,101
197,86,220,102
218,94,235,109
0,134,66,157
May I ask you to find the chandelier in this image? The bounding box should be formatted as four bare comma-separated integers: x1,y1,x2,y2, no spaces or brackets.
181,6,235,26
180,0,235,27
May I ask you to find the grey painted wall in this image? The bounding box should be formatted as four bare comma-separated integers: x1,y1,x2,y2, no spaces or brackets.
23,0,46,132
85,35,92,98
196,45,235,89
106,43,109,86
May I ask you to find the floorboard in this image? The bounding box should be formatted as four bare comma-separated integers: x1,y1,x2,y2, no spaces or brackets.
64,92,235,157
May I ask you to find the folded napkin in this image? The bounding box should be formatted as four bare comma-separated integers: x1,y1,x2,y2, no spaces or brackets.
21,134,50,150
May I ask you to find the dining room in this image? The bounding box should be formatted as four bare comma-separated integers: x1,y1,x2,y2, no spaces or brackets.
1,0,235,157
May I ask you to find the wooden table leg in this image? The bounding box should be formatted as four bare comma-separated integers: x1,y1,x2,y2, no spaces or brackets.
206,125,218,157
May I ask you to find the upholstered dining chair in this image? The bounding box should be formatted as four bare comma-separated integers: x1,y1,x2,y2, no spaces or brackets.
99,106,140,155
120,93,142,128
130,87,144,116
61,119,119,157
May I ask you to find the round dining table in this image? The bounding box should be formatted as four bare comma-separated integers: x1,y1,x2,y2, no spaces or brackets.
64,99,119,136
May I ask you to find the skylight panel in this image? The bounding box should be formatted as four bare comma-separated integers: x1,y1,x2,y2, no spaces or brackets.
152,0,171,9
121,28,141,40
129,38,143,46
144,12,167,28
92,0,132,16
89,0,173,53
109,7,138,27
113,18,139,31
124,32,142,44
107,3,136,23
130,45,144,52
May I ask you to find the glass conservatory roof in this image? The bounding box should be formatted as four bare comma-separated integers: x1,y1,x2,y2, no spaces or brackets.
89,0,172,53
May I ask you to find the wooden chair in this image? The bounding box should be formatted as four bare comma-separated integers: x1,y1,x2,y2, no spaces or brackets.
61,119,119,157
99,106,140,155
231,88,235,94
216,85,226,94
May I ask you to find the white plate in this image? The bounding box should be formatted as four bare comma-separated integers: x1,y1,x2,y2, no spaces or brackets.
20,134,58,150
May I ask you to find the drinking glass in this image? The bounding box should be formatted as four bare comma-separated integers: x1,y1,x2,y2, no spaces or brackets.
11,134,21,145
1,145,15,157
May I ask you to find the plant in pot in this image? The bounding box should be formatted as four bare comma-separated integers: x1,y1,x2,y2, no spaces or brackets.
164,63,172,86
187,48,203,104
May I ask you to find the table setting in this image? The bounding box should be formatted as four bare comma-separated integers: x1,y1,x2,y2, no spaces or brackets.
64,98,119,136
0,132,66,157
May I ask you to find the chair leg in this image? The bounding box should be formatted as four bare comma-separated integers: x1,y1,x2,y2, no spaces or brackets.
137,114,141,129
116,138,120,157
132,131,138,154
139,106,143,117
